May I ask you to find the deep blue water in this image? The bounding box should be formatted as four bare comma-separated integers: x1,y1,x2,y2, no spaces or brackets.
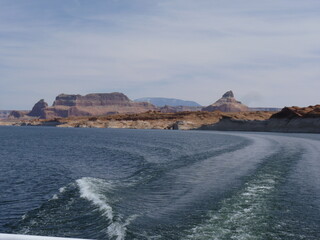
0,126,320,239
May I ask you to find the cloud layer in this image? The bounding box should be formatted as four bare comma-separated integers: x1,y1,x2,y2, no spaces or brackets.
1,0,320,109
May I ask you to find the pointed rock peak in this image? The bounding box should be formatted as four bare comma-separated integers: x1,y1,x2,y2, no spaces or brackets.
222,90,234,98
32,99,48,108
28,99,48,117
38,99,48,106
202,90,248,112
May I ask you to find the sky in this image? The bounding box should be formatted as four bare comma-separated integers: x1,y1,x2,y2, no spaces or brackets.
0,0,320,109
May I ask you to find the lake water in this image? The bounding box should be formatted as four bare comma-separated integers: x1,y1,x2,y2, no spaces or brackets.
0,126,320,239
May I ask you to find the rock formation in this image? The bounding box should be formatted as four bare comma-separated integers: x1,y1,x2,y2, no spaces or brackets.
40,92,157,119
202,91,249,112
4,104,320,133
271,105,320,119
28,99,48,117
2,109,273,130
200,105,320,133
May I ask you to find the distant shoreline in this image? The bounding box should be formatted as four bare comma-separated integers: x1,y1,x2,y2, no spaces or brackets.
1,108,320,134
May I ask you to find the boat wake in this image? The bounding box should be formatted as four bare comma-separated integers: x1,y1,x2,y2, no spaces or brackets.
76,177,138,240
184,134,320,240
10,177,137,240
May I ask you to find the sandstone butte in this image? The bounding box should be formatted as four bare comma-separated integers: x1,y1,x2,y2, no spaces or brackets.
32,92,158,119
202,90,249,112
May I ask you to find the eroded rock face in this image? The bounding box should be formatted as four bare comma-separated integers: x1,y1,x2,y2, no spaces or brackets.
222,91,234,98
28,99,48,117
41,92,157,119
202,91,249,112
199,105,320,133
271,105,320,119
53,93,132,107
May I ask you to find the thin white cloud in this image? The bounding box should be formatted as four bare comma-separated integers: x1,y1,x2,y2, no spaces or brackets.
0,0,320,109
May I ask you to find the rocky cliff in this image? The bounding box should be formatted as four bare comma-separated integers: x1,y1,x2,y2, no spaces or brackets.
52,93,132,107
271,105,320,119
202,91,249,112
40,92,157,119
200,105,320,133
28,99,48,117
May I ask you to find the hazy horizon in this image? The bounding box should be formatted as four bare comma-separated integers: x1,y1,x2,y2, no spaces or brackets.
1,0,320,109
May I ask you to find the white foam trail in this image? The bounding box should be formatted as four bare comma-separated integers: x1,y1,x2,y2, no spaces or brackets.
184,133,320,240
185,172,278,240
77,178,114,220
164,134,277,211
50,185,69,200
59,186,66,193
76,177,135,240
51,194,58,200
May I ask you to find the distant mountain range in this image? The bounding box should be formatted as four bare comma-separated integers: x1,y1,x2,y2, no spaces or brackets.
134,97,201,107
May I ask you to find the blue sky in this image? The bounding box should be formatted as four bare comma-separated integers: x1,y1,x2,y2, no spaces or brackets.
1,0,320,109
